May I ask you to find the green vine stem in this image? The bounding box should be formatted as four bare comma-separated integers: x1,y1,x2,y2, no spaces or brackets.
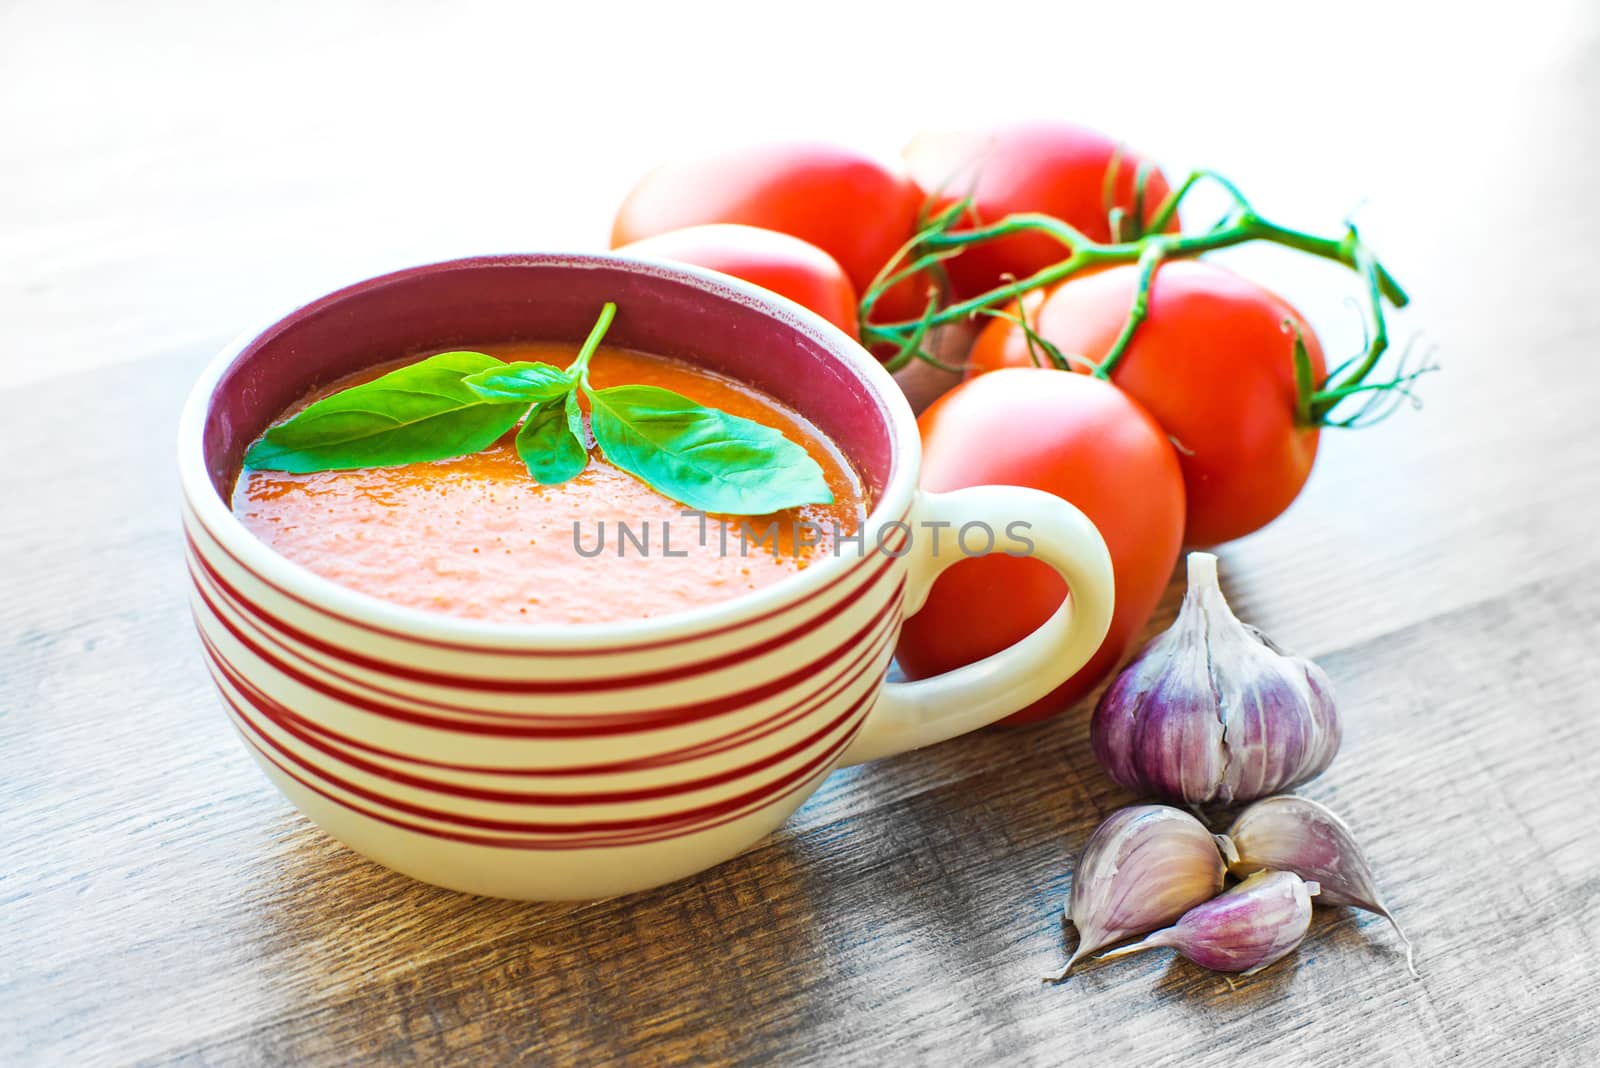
858,170,1429,427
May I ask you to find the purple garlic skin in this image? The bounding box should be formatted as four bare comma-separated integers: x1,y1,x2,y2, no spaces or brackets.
1100,870,1319,976
1047,804,1226,981
1090,552,1341,805
1222,795,1416,975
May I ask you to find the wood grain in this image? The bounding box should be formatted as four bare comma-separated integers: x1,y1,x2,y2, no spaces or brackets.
5,1,1600,1065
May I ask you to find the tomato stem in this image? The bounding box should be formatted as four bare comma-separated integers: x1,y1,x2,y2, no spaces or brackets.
858,169,1428,425
975,306,1072,370
568,301,617,387
1092,240,1166,380
1289,323,1316,427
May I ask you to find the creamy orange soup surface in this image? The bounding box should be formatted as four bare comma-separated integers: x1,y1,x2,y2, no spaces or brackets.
232,343,868,624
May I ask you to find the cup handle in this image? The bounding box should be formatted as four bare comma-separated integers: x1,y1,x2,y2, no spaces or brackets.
838,486,1115,766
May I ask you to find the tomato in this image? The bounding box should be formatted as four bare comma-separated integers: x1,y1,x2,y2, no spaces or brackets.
618,224,860,337
902,120,1177,300
967,260,1326,545
896,370,1186,724
611,140,930,327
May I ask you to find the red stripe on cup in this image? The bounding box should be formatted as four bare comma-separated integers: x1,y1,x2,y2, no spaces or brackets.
211,664,872,838
192,558,903,737
215,646,882,806
190,544,896,725
228,707,846,851
208,606,900,778
187,529,902,696
193,552,851,729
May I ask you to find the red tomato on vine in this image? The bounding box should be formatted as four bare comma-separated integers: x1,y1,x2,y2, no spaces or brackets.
902,120,1178,301
967,260,1327,545
611,140,931,327
618,224,860,337
897,369,1187,724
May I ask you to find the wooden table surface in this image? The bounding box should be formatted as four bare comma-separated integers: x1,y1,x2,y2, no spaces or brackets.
5,2,1600,1064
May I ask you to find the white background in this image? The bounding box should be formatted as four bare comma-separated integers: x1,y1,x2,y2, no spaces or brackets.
4,0,1592,386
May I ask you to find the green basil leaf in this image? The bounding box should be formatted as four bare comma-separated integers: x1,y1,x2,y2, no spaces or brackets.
515,402,589,485
584,384,834,514
463,361,573,403
564,388,587,446
243,351,528,473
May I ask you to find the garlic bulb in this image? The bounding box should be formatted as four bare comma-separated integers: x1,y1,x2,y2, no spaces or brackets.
1045,804,1226,982
1222,795,1416,976
1099,870,1319,976
1090,552,1341,805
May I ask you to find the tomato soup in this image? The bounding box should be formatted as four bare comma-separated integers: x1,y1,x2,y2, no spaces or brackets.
231,343,866,624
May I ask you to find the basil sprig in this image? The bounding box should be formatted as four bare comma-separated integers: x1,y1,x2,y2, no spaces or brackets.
242,302,835,515
240,351,530,473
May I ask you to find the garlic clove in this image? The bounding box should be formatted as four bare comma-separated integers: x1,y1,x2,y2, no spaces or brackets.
1045,804,1226,982
1099,870,1318,976
1224,794,1416,976
1090,552,1342,806
1092,611,1227,802
1212,621,1342,805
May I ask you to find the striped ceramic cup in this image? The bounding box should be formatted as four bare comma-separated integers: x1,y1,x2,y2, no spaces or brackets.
178,254,1114,900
